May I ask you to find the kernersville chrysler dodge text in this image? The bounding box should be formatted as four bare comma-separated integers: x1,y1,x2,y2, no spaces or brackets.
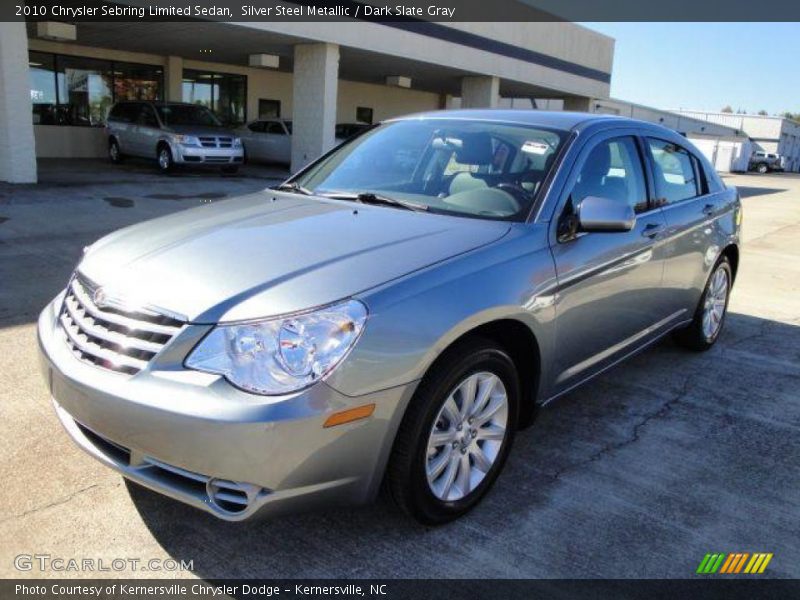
38,110,740,524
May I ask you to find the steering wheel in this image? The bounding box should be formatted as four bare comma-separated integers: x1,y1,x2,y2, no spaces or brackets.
496,182,533,206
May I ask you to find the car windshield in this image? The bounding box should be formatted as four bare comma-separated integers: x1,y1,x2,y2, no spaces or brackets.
284,120,292,134
156,104,222,127
293,119,566,220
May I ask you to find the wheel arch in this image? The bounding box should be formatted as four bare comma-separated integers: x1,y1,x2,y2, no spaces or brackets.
421,318,542,429
721,243,739,282
156,139,173,155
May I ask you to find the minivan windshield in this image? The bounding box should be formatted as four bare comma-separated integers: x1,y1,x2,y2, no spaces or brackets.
156,104,223,127
293,119,566,220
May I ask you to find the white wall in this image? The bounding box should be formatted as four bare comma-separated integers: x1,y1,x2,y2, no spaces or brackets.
34,126,106,159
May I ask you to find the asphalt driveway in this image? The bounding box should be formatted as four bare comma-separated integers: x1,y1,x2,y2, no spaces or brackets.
0,165,798,579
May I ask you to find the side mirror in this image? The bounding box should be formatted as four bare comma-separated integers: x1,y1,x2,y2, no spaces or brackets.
577,196,636,233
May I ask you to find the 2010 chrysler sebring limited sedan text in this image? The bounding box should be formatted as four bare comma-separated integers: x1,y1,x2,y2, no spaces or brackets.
38,111,741,524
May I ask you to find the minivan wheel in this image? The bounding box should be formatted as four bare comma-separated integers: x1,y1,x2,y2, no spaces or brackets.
108,138,123,164
757,163,769,174
674,256,732,351
386,338,518,525
157,145,174,174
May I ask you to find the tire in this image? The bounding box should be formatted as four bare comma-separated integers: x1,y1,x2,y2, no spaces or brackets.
757,163,769,174
156,144,174,174
221,165,239,174
674,256,733,351
385,337,519,525
108,138,123,164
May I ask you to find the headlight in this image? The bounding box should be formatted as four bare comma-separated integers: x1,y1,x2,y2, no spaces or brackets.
185,299,367,395
173,134,200,146
233,137,242,148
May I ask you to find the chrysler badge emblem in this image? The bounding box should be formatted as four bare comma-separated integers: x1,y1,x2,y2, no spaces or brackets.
93,287,108,308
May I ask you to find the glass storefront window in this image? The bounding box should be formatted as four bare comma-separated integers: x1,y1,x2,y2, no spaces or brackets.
183,69,247,126
113,63,164,102
28,51,163,126
28,52,58,125
57,55,113,127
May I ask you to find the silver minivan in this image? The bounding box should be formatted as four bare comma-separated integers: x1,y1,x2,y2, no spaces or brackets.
106,101,244,174
39,110,741,524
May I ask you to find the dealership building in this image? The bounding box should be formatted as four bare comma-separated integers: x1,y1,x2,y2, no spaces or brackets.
0,17,616,183
0,15,757,183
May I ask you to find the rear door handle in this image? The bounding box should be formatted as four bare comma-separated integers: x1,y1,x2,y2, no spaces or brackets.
702,203,715,216
641,223,665,239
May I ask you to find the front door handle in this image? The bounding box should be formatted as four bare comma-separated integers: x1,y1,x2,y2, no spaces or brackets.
641,223,665,239
702,203,715,216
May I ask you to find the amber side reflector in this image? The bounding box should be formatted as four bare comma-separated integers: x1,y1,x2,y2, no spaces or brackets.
323,404,376,428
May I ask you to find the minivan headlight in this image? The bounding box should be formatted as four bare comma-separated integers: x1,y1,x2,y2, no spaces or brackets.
185,299,367,395
233,137,242,148
173,134,200,147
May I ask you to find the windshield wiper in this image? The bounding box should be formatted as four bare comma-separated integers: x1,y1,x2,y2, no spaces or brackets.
321,191,428,212
273,181,313,196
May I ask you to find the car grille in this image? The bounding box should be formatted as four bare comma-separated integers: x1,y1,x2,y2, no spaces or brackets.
198,136,233,148
58,275,184,375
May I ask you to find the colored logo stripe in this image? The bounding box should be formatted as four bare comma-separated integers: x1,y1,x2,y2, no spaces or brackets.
720,553,749,573
744,553,773,574
697,553,725,574
697,552,773,574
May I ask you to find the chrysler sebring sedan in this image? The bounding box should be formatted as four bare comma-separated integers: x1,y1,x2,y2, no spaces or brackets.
38,110,741,524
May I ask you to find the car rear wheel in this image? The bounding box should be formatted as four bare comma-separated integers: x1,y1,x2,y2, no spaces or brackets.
108,138,123,164
157,145,174,174
674,256,732,351
385,337,518,524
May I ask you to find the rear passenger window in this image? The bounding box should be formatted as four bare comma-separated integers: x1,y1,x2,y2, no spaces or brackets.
265,122,286,135
647,139,701,205
109,103,138,123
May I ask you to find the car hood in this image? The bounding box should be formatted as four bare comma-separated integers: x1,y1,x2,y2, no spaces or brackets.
164,124,236,137
79,192,511,323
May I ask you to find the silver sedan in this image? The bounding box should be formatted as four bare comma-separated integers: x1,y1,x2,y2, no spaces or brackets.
38,110,741,524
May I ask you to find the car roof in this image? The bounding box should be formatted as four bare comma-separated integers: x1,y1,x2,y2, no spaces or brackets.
387,109,648,133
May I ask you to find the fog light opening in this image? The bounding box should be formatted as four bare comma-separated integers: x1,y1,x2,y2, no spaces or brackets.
206,478,258,514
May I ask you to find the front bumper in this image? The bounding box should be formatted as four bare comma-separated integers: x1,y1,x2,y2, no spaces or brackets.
174,144,244,165
37,294,416,521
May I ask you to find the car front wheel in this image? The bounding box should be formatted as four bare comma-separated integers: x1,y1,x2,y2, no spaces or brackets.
757,163,769,174
674,256,732,351
386,338,518,524
109,138,123,164
157,145,174,174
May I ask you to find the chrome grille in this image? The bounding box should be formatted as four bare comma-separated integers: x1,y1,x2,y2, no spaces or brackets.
198,136,233,148
59,276,184,375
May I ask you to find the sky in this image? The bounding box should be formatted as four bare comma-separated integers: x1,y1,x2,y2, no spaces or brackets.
582,23,800,115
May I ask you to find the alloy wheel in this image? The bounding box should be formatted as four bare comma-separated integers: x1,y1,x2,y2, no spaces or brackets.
158,149,171,170
425,372,509,502
702,266,729,340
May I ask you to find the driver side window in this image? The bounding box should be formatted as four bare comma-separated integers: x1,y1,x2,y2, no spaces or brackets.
571,137,648,214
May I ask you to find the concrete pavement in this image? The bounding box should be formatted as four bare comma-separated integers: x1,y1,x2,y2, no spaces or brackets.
0,168,798,579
